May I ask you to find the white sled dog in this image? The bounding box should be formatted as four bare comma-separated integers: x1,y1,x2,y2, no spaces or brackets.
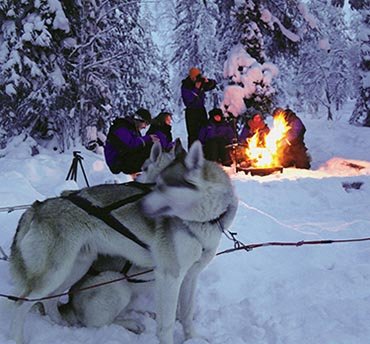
8,140,177,339
58,270,147,333
9,141,238,344
58,140,178,332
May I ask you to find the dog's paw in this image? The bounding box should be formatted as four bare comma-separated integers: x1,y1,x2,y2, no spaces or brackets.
184,331,210,343
114,318,145,334
128,309,156,320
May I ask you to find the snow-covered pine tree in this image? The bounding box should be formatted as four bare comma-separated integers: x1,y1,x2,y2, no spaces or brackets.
105,0,167,126
264,1,312,109
219,0,306,117
221,43,279,117
154,57,173,114
73,0,161,148
0,0,163,151
74,0,118,149
213,0,235,86
0,0,74,150
232,0,314,63
136,4,172,116
171,0,219,116
139,0,175,119
232,1,268,64
107,3,143,120
229,1,276,114
295,0,354,120
349,8,370,126
332,0,370,126
212,0,236,104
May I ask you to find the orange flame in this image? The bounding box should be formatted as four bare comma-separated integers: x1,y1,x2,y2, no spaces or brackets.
245,112,290,167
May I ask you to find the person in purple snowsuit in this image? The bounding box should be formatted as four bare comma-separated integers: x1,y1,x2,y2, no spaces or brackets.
273,107,311,169
104,108,159,175
181,67,217,149
198,108,234,166
146,111,175,152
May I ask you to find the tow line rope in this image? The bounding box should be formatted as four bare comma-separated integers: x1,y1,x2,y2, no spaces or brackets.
0,269,154,302
217,229,370,256
2,231,370,302
0,204,31,213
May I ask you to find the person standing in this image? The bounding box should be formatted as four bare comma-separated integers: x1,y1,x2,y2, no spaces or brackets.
146,111,175,151
181,67,216,148
104,108,159,175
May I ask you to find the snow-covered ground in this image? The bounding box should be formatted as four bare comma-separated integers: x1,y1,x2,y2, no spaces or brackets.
0,107,370,344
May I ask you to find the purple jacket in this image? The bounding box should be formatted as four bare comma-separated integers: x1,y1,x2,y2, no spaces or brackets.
198,119,234,145
104,117,152,172
239,123,270,144
284,113,306,144
146,123,174,151
181,77,216,109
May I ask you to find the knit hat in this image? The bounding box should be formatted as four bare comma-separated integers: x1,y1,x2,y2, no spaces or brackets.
189,67,201,79
132,108,152,123
208,108,223,118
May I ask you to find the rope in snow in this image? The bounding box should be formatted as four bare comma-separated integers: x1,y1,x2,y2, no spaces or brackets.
218,229,370,255
0,269,154,303
2,233,370,302
0,204,31,213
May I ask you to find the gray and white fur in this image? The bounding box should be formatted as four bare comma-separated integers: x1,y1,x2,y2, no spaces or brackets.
9,140,238,344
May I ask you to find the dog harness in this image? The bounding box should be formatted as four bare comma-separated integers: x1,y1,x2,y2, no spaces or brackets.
65,181,154,250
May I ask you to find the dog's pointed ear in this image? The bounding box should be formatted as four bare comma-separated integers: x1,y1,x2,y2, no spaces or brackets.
150,142,162,162
185,141,204,170
174,138,185,158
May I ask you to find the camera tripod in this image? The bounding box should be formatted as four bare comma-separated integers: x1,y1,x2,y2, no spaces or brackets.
66,151,90,187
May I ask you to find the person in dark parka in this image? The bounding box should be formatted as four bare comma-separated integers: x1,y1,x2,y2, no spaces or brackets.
273,107,311,169
146,111,175,152
198,108,234,166
239,112,270,146
104,108,159,175
181,67,216,149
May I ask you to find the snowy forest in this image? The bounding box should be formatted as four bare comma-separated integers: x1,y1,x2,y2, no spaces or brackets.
0,0,369,153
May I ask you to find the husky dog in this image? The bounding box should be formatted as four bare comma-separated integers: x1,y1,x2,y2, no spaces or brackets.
9,141,238,344
140,141,238,343
8,141,175,342
58,270,146,333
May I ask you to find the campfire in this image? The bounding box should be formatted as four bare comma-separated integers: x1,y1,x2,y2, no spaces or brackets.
238,111,290,175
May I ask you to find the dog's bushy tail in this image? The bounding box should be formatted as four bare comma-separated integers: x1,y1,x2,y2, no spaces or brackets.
9,201,47,293
9,202,43,293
